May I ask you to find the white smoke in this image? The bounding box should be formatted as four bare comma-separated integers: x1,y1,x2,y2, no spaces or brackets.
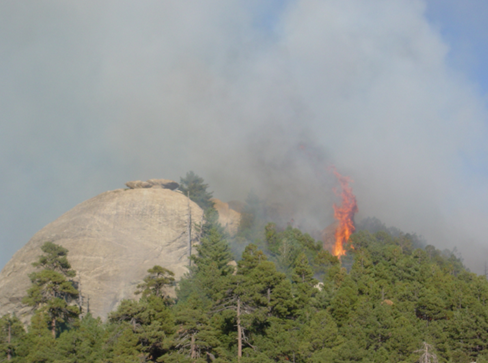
1,0,487,271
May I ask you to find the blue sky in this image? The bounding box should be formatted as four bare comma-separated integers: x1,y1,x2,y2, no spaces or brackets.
426,0,488,97
425,0,488,203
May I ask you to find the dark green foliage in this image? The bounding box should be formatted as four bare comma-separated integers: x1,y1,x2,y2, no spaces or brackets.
261,223,325,279
12,220,488,362
55,314,106,362
292,252,318,307
179,171,214,210
32,242,76,277
22,242,80,339
106,268,177,362
171,294,221,361
23,270,79,308
193,228,234,275
178,223,234,304
107,296,174,362
0,314,25,361
136,265,175,301
16,312,57,362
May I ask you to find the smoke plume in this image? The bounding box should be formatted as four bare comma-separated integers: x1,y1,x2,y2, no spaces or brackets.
1,0,487,272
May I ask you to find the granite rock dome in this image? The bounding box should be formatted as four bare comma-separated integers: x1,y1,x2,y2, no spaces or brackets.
0,186,203,322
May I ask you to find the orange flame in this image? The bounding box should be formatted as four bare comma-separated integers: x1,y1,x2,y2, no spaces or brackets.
331,167,358,258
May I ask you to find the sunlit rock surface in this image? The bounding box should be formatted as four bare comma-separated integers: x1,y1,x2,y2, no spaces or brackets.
211,198,241,236
0,187,203,322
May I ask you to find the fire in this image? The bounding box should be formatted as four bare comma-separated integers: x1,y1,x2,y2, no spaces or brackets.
331,167,358,258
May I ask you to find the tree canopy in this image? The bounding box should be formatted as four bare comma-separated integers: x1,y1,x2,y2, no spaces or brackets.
179,171,214,211
5,208,488,362
22,242,80,340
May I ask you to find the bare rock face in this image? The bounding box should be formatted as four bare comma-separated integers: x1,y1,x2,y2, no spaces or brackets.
125,179,179,190
211,198,241,236
0,187,203,322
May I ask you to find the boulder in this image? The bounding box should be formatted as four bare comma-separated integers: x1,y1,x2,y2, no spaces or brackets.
125,179,179,190
0,187,203,323
125,180,152,189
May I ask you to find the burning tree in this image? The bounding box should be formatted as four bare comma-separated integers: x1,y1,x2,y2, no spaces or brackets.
331,167,358,258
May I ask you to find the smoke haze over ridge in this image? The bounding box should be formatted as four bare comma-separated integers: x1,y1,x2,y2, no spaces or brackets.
1,1,488,272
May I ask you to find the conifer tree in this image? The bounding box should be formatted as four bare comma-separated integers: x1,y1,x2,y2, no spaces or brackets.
55,314,106,362
292,253,318,307
215,244,295,361
178,224,233,303
193,227,233,276
172,294,221,361
19,312,58,362
210,245,264,361
108,267,176,361
9,221,488,362
136,265,175,302
22,242,80,338
179,171,214,211
108,296,175,362
0,314,25,361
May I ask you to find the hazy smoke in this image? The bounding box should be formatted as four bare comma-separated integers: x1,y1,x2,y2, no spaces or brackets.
1,1,487,272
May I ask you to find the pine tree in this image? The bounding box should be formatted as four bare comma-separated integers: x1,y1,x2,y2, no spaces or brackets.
214,244,295,361
179,171,214,211
0,314,25,361
108,296,174,362
55,314,107,362
292,253,318,307
172,294,221,361
193,227,233,276
178,225,233,303
22,242,80,338
31,242,76,277
136,265,175,302
210,245,264,362
18,311,58,362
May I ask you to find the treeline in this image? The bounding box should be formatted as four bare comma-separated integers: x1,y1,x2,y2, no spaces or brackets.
2,173,488,362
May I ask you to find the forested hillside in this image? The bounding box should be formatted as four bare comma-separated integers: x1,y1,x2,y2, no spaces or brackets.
1,174,487,362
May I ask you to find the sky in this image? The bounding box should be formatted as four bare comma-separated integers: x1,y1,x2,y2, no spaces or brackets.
1,0,488,273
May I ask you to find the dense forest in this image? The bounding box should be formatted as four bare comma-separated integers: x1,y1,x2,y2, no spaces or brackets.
1,173,488,363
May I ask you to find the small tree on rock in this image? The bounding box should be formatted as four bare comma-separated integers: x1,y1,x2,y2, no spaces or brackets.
22,242,80,338
136,265,175,302
179,171,214,211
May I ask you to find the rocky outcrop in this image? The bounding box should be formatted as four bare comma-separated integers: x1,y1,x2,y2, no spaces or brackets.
125,179,179,190
211,198,241,236
0,187,203,322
